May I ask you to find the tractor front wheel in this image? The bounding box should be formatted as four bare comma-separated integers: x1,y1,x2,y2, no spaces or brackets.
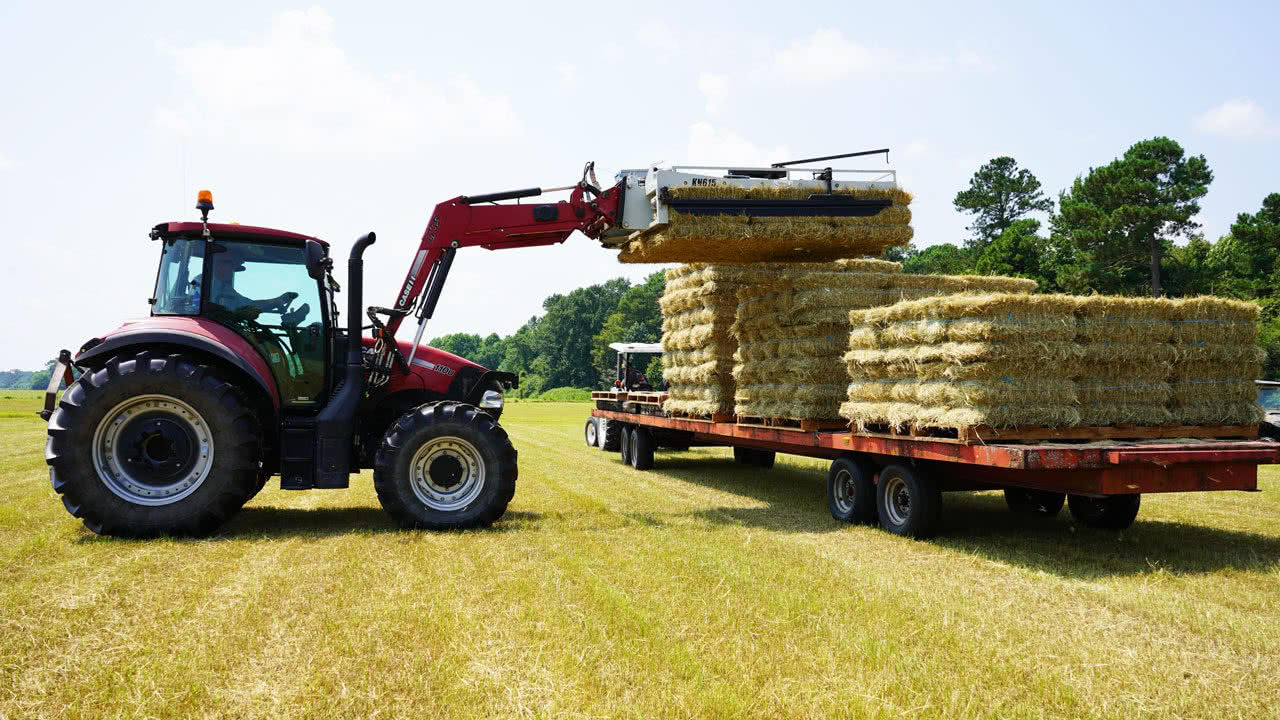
374,402,517,530
45,352,262,537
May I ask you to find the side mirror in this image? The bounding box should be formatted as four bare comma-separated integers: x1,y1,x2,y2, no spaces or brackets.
305,240,328,281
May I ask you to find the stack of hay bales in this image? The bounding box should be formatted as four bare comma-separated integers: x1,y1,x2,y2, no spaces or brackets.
659,265,761,417
734,272,1038,422
660,259,901,418
1074,298,1176,426
842,294,1082,432
1168,297,1263,425
841,293,1265,433
620,187,913,264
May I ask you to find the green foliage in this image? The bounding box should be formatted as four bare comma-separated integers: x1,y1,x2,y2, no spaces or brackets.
429,274,661,394
530,386,593,402
953,156,1054,251
900,243,976,275
591,271,665,385
1052,137,1212,297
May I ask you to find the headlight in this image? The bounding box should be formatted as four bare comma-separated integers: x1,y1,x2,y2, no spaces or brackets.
479,390,504,409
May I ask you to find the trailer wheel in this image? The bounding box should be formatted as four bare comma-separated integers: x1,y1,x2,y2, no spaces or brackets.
620,424,632,463
1067,494,1140,530
1003,488,1065,517
45,351,262,537
630,426,655,470
733,447,774,468
599,419,621,452
876,464,942,538
374,401,517,530
827,455,877,524
584,418,599,448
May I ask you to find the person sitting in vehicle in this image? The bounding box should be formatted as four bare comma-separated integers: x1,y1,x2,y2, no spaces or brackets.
205,258,308,326
625,361,653,391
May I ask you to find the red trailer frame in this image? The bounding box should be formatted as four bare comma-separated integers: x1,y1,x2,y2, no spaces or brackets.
588,394,1280,537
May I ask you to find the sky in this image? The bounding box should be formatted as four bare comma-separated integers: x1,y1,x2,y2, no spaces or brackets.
1,0,1277,368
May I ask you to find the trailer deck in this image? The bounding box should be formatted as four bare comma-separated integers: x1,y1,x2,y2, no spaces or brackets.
586,391,1280,538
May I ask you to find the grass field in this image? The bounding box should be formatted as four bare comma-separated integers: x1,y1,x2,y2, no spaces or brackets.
2,390,1279,718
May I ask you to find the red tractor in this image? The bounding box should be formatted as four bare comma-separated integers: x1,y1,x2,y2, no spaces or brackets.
42,169,624,536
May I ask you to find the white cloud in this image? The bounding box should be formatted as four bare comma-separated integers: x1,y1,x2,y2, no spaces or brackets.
1195,99,1279,140
557,62,578,85
685,122,790,167
773,28,987,84
697,73,729,115
154,7,521,152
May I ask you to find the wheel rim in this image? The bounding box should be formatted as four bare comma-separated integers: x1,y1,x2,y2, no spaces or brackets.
882,474,911,526
92,394,214,506
586,421,598,446
832,469,855,514
409,436,486,512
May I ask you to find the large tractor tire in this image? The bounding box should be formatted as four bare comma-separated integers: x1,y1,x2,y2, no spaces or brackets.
374,401,517,530
45,351,263,537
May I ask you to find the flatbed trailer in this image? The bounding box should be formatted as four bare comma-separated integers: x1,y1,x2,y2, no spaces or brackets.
585,392,1280,537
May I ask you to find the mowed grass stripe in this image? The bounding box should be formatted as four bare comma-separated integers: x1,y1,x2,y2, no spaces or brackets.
2,393,1279,717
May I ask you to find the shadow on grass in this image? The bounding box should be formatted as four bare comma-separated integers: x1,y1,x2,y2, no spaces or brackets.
647,452,1280,578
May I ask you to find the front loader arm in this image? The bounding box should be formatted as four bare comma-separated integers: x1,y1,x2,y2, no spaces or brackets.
373,174,623,375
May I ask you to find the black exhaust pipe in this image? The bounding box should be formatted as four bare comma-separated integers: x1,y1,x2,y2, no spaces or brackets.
314,232,376,488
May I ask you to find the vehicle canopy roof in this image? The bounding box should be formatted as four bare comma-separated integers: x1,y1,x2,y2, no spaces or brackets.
154,222,328,247
609,342,663,354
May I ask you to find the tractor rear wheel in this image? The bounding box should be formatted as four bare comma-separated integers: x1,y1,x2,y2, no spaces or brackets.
45,351,262,537
374,401,517,530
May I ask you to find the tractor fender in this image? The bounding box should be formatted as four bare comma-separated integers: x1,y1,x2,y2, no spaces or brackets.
75,327,280,409
465,370,518,404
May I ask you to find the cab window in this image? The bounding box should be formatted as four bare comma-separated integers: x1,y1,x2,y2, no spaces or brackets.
205,242,327,406
152,238,204,315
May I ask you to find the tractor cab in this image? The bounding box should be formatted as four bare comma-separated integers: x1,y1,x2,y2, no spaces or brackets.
149,221,338,409
609,342,663,392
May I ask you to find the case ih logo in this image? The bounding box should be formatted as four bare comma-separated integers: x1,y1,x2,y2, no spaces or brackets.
398,215,440,308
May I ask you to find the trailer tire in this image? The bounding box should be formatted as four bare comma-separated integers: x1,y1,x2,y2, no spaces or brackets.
620,424,632,463
630,426,655,470
1003,488,1065,517
733,447,774,468
828,456,877,524
599,419,621,452
752,449,776,469
1067,493,1140,530
876,463,941,538
374,401,517,530
45,351,262,537
584,418,599,448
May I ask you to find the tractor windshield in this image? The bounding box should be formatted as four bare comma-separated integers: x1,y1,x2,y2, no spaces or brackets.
152,238,204,315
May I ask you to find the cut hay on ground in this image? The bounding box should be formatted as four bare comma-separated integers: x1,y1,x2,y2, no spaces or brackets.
619,187,914,264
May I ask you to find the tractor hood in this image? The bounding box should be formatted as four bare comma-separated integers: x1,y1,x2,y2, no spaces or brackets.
360,336,489,396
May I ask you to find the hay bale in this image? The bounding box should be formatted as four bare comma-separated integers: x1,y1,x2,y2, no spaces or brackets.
842,292,1265,431
1166,297,1262,425
619,187,914,264
841,293,1083,431
733,273,1038,421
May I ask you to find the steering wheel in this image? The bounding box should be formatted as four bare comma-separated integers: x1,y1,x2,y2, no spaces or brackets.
264,291,299,314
